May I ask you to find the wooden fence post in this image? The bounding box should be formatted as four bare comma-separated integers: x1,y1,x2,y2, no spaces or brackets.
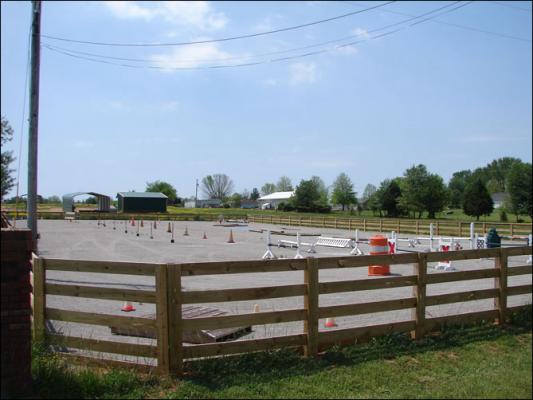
483,223,487,234
494,249,508,325
397,220,401,234
155,264,170,374
458,222,462,237
32,255,46,343
416,220,419,235
304,257,319,357
167,264,183,375
411,253,427,340
363,219,367,232
379,219,383,232
510,224,514,236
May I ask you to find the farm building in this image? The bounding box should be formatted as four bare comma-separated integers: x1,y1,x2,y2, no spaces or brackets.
117,192,167,213
62,192,112,213
185,199,222,208
258,191,294,210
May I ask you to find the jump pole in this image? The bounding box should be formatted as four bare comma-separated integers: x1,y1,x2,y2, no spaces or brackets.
262,230,275,260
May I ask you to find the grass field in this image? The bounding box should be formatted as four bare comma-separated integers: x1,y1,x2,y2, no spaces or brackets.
30,307,532,399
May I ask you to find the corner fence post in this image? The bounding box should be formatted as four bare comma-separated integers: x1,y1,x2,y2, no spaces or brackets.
494,249,508,325
32,254,46,343
304,257,319,357
411,253,427,340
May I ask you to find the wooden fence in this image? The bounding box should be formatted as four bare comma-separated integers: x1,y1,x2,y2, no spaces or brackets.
31,246,532,375
248,215,532,237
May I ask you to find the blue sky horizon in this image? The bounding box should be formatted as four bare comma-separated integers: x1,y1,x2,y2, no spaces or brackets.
1,1,532,200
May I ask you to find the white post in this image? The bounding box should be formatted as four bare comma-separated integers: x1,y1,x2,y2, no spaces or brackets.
262,230,275,260
527,233,532,264
429,223,434,252
294,232,304,259
470,222,475,250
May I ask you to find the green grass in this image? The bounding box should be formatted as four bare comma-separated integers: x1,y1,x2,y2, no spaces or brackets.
29,307,532,399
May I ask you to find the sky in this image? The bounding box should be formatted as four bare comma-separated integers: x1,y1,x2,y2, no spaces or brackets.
1,1,532,200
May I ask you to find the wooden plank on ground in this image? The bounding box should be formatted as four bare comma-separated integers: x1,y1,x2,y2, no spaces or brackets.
181,284,306,304
45,283,156,303
182,308,306,331
183,334,306,359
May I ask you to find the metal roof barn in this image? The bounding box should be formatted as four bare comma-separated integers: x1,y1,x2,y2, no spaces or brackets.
117,192,168,213
62,192,111,213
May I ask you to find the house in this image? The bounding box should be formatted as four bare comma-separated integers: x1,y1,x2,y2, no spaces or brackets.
184,199,222,208
257,191,295,210
491,192,508,209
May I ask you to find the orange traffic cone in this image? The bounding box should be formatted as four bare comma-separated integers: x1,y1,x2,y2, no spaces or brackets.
324,317,337,328
131,217,135,227
253,304,260,313
140,219,144,227
121,301,136,312
227,229,235,243
202,232,208,239
167,222,171,233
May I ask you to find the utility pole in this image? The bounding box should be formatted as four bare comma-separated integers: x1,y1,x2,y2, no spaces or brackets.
27,0,41,248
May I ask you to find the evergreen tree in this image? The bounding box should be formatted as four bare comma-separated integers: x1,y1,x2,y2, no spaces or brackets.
462,179,494,220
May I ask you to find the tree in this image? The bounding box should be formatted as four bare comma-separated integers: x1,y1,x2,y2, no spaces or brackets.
261,183,276,196
146,180,177,205
46,195,61,204
506,162,532,219
310,176,328,205
229,192,242,208
448,170,472,208
250,188,260,200
1,116,16,200
331,173,357,211
241,188,250,200
276,176,293,192
399,164,448,219
201,174,234,200
379,179,402,217
462,179,494,220
360,183,377,211
293,179,321,210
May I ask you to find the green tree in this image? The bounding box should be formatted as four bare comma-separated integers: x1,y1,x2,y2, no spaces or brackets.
310,176,328,205
462,179,494,221
331,173,357,211
1,116,16,200
399,164,448,219
261,183,276,196
146,180,177,205
506,162,532,219
361,183,377,211
292,179,330,212
201,174,234,200
276,176,293,191
46,195,61,204
448,170,472,208
379,179,402,217
229,192,243,208
250,188,260,200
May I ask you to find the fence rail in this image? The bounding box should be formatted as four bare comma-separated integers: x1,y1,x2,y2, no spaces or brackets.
31,246,532,375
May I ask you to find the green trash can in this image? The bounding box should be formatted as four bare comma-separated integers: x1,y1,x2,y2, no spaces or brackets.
486,228,501,248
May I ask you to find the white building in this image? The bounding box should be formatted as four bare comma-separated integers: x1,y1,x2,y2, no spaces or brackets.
257,191,295,210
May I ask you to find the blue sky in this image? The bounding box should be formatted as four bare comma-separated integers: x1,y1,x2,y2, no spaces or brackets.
1,1,531,200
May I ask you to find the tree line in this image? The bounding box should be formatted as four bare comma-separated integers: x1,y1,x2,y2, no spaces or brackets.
1,116,531,220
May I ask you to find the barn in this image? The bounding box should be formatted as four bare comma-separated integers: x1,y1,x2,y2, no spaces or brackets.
117,192,167,213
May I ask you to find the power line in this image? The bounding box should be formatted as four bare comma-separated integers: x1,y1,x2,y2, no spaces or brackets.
42,2,475,71
344,1,532,42
41,1,464,67
491,1,532,12
41,1,395,47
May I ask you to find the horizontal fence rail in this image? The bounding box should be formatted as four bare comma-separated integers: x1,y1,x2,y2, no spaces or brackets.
31,246,532,376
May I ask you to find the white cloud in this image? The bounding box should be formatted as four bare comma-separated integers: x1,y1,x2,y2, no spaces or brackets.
351,27,370,39
103,1,227,30
262,78,278,86
289,62,317,85
151,41,246,70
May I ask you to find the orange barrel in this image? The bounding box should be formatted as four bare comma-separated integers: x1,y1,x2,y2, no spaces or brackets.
368,235,390,276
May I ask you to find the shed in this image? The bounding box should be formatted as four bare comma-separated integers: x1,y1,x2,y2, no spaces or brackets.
258,191,294,210
117,192,167,213
62,192,112,213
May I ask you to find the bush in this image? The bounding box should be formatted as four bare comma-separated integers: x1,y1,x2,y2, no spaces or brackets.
499,209,508,222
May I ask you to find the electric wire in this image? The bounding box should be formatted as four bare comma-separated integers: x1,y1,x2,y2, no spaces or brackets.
41,1,395,47
40,1,462,66
43,2,474,70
